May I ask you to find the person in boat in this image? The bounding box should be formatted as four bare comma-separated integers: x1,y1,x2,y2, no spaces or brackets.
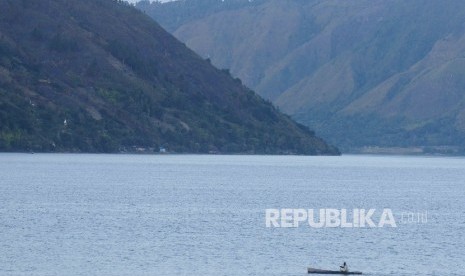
340,262,348,272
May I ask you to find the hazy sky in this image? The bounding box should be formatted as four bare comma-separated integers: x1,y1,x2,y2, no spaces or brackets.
126,0,173,3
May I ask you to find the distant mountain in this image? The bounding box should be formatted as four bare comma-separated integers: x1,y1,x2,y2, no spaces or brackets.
139,0,465,153
0,0,339,155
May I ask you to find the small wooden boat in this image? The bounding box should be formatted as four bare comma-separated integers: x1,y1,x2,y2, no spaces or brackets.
308,267,362,274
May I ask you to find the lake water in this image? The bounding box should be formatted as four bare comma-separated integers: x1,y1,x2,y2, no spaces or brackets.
0,154,464,275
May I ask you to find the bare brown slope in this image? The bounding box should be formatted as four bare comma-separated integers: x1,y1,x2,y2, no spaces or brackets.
141,0,465,152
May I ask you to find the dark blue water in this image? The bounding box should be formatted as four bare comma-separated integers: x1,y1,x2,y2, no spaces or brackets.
0,154,464,275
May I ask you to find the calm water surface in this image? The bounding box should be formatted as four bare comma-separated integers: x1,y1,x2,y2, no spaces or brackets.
0,154,464,275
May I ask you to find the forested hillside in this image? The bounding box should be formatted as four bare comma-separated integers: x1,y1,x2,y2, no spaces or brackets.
0,0,339,154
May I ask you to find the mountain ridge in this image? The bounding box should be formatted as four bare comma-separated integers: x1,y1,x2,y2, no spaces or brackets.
0,0,339,155
139,0,465,153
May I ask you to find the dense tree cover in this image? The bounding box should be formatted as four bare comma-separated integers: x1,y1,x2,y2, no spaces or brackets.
0,0,338,154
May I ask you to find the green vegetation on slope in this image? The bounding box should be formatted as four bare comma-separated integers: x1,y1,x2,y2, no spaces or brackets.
0,0,338,154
